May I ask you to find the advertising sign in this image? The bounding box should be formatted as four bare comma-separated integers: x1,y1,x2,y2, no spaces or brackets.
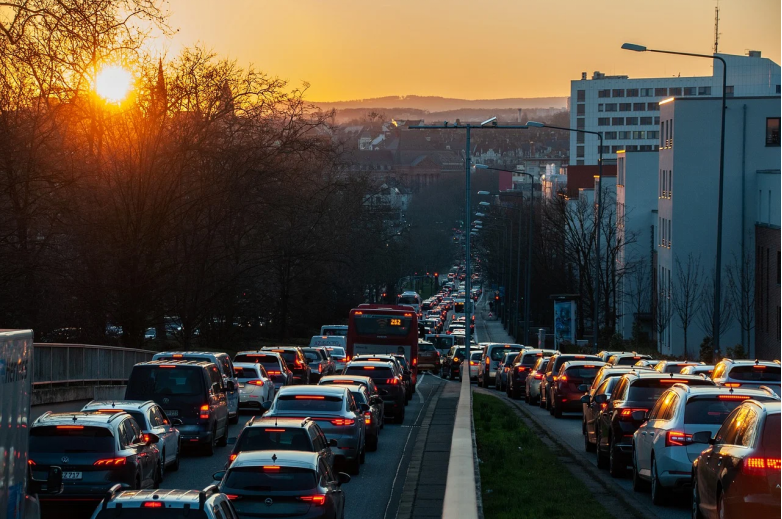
554,300,577,348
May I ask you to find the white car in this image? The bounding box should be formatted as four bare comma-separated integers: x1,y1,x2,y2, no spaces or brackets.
631,384,779,504
326,346,348,373
468,351,482,379
233,362,275,409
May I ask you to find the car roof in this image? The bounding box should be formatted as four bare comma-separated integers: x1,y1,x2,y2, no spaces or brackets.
134,359,213,368
671,385,779,398
346,361,395,368
82,400,155,411
624,372,709,382
721,358,780,366
233,362,264,369
236,351,283,358
561,361,606,368
277,385,347,397
320,375,373,383
103,488,222,508
33,411,125,427
232,450,320,469
154,351,227,358
340,384,368,394
263,346,301,352
246,417,315,428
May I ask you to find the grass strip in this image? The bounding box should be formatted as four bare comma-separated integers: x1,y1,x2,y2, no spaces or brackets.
474,392,611,519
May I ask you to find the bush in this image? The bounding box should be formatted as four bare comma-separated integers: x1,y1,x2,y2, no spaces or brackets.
725,344,747,360
698,336,714,363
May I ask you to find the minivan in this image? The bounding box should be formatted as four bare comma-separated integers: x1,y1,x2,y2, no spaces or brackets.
125,360,230,455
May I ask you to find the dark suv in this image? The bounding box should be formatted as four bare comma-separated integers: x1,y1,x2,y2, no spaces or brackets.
125,360,229,455
540,353,602,411
344,361,406,423
262,347,311,384
29,411,162,501
507,349,557,400
90,485,237,519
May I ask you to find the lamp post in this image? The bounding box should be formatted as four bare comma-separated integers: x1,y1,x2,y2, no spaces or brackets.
528,121,603,352
621,43,728,355
475,165,536,345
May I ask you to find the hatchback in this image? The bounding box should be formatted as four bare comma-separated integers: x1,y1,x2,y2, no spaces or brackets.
507,349,556,400
343,384,382,451
525,357,550,405
324,346,348,373
232,362,275,409
654,360,705,374
302,347,332,382
262,347,312,385
417,340,441,372
344,361,406,424
540,353,602,410
607,353,652,366
550,361,606,417
89,485,237,519
478,343,526,388
233,351,294,390
680,364,715,378
213,451,350,519
712,359,781,396
581,366,642,452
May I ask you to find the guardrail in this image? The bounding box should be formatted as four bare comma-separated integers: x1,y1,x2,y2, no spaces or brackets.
32,343,155,386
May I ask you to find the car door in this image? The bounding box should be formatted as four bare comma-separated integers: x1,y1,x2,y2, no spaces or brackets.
586,380,609,443
321,459,344,517
639,391,672,474
125,418,153,486
150,406,176,465
701,407,744,512
208,365,228,436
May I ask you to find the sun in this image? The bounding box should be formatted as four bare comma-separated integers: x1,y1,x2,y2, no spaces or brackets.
94,65,133,103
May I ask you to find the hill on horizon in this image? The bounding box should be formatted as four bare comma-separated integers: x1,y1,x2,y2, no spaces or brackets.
312,95,568,112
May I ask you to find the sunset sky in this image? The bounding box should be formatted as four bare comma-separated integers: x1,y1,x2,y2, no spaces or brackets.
161,0,780,101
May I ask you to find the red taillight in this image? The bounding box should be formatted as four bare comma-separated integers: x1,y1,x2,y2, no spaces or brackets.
300,495,327,506
559,375,568,383
485,358,490,365
200,404,210,420
724,383,741,388
94,457,126,466
27,460,35,466
385,378,399,385
665,431,693,447
470,361,478,366
267,370,281,375
246,379,265,386
229,454,237,462
143,502,164,508
516,366,528,372
56,425,84,429
533,373,543,379
330,419,355,426
226,494,240,500
364,412,372,424
295,396,324,400
717,394,751,400
619,408,648,421
318,364,322,373
263,466,281,471
743,457,782,475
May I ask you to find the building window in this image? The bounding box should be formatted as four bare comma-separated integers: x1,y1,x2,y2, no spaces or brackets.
626,145,638,152
654,116,660,125
777,85,781,94
668,170,672,198
668,219,671,248
661,169,665,197
654,88,667,96
640,116,652,125
626,117,638,125
599,145,611,154
598,89,610,98
725,86,734,97
604,103,617,112
619,103,632,112
766,118,780,146
647,102,660,111
612,117,624,126
633,102,646,111
698,86,712,96
577,89,586,102
641,88,654,97
598,103,604,112
668,87,682,96
577,103,585,116
626,88,639,97
577,117,585,129
605,132,617,140
611,145,624,153
647,130,659,139
577,146,584,158
576,132,585,144
612,89,624,97
633,131,646,139
640,144,653,151
598,117,610,126
618,131,631,139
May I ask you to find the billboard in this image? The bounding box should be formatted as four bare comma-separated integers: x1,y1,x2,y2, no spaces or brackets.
554,300,577,348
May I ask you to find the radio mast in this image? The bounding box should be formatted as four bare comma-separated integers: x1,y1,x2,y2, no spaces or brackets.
713,5,720,54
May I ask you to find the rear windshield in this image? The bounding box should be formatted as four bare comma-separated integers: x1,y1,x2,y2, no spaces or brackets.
728,366,781,382
565,367,601,379
429,337,454,350
234,367,260,379
128,366,204,397
268,350,297,364
394,357,409,369
616,357,645,366
502,356,516,366
344,366,394,381
302,350,323,361
490,347,523,361
762,414,781,455
30,426,115,453
276,395,343,412
94,511,208,519
419,343,435,352
520,354,544,367
326,347,345,358
224,467,316,492
350,391,368,404
684,396,776,425
534,359,549,371
553,356,600,371
454,302,465,313
626,378,713,402
234,354,280,365
662,363,698,374
319,379,368,390
471,352,482,361
398,295,419,305
354,315,412,336
236,427,312,452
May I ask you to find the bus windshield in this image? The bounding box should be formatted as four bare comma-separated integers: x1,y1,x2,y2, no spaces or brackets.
353,315,412,336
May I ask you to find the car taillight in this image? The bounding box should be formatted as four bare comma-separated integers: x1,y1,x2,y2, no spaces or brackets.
485,358,490,365
229,453,237,462
533,373,543,379
665,431,693,447
742,457,782,475
470,361,478,366
200,404,210,419
27,460,35,466
558,375,568,383
330,419,355,426
364,412,372,424
386,378,399,385
143,502,164,508
226,494,240,500
724,383,741,388
246,380,264,386
267,370,281,375
94,457,126,466
318,364,322,373
619,408,648,421
300,495,327,505
516,366,528,372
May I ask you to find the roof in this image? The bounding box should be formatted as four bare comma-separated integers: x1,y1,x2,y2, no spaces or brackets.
561,360,607,368
233,362,264,369
134,359,213,368
246,417,313,428
345,361,396,368
33,411,125,427
82,400,154,410
277,385,348,397
232,450,319,469
107,488,214,506
671,385,779,399
154,351,226,358
319,375,373,384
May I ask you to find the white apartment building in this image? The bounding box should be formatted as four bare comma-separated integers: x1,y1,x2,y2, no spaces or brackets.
570,51,781,166
656,95,780,358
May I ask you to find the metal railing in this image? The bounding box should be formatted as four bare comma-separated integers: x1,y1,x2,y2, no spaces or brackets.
33,343,155,386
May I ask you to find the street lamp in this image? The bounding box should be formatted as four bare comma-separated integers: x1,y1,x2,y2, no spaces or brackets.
622,42,728,355
477,190,491,195
475,212,486,217
528,120,603,352
479,201,490,207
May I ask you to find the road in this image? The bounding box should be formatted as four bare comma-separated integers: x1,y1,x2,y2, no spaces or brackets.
33,374,444,519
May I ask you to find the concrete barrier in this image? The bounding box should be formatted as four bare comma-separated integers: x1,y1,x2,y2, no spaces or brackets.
32,385,128,406
442,364,480,519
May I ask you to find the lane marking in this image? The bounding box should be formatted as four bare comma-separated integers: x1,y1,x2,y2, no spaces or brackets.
416,373,426,403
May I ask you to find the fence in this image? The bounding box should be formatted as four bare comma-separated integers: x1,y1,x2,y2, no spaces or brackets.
33,343,155,386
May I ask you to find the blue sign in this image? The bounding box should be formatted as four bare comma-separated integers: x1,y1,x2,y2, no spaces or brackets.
498,286,505,296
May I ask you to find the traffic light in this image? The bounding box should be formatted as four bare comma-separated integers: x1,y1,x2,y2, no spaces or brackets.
434,272,439,286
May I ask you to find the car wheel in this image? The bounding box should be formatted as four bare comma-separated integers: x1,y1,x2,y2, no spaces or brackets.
553,399,562,418
650,456,668,505
717,488,727,519
203,426,216,456
153,460,163,489
631,447,647,492
229,412,239,425
596,430,608,469
691,471,704,519
609,435,626,478
170,441,181,471
347,456,360,475
367,435,378,452
135,475,142,490
396,410,405,424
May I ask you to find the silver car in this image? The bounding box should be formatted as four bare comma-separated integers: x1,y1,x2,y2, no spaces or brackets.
525,357,549,405
262,385,367,475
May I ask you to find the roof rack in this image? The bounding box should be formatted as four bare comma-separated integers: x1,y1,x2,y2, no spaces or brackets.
672,382,691,392
102,484,123,509
247,416,256,426
199,485,220,510
34,411,52,423
757,385,781,399
138,400,155,409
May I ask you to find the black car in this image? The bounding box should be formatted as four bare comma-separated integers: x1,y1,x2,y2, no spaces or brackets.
594,372,715,477
507,349,556,400
540,353,602,411
302,347,333,382
213,450,350,519
344,384,383,451
29,411,162,500
344,361,406,423
263,347,311,384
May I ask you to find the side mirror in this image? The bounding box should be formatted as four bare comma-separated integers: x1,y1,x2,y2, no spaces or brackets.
578,384,589,392
360,403,370,413
212,470,226,481
691,431,712,444
226,381,236,391
171,418,183,426
580,395,591,404
329,438,338,447
337,472,351,485
143,433,160,444
227,437,237,445
594,394,607,404
261,401,272,411
631,410,647,422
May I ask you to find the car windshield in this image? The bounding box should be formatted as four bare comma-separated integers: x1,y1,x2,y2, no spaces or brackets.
398,295,419,305
345,366,394,381
320,379,368,390
616,357,644,366
470,352,482,361
429,337,453,349
419,343,435,352
94,511,208,519
564,367,600,379
502,356,516,366
326,347,346,358
684,396,776,425
234,354,279,365
626,378,713,402
235,367,260,378
128,366,204,397
520,355,543,367
490,347,522,361
224,466,317,492
661,363,698,373
354,315,413,336
728,365,781,382
30,426,115,453
350,391,368,404
275,395,343,412
236,427,312,452
268,350,298,364
302,350,322,361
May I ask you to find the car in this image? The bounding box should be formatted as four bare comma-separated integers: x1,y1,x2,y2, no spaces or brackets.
594,372,716,478
302,347,333,382
392,354,415,401
680,364,715,377
607,353,653,366
632,385,779,504
261,347,312,385
494,352,517,392
441,346,478,380
597,350,626,363
343,384,382,451
320,325,348,337
691,400,781,519
353,354,411,402
635,359,662,369
232,362,275,409
525,357,550,405
425,334,455,357
318,375,382,401
213,451,350,519
88,485,237,519
654,360,705,374
309,336,347,369
550,361,607,417
711,358,781,395
322,346,347,373
125,360,230,455
417,340,441,372
153,352,240,425
506,349,557,400
468,351,482,380
478,343,526,388
81,400,182,473
344,361,406,424
226,417,336,469
260,385,367,474
540,353,602,411
29,411,163,500
233,351,294,390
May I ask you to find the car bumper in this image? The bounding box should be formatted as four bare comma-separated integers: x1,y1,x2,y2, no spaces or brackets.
39,482,135,500
178,425,213,445
656,448,697,487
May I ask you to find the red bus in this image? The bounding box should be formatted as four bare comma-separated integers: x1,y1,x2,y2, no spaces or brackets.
346,304,419,384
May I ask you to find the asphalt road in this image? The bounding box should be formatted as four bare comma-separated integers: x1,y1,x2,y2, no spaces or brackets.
33,373,444,519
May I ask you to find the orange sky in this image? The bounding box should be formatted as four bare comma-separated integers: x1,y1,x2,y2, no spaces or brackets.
158,0,781,101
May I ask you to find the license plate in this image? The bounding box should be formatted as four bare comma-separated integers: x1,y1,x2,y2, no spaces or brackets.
165,410,178,417
62,472,82,480
238,384,245,388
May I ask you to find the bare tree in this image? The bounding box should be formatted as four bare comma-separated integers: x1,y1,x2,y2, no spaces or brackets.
727,252,755,355
655,283,673,353
697,269,734,357
672,254,704,359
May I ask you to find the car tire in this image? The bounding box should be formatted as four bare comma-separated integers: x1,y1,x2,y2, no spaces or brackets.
584,426,596,453
203,426,216,456
367,435,378,452
609,435,625,478
170,441,181,472
552,400,562,418
396,410,405,424
346,456,360,476
632,447,647,492
229,412,239,425
596,430,608,469
691,471,704,519
650,457,668,505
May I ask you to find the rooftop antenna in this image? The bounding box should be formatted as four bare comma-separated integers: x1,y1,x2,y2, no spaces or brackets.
713,4,720,55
